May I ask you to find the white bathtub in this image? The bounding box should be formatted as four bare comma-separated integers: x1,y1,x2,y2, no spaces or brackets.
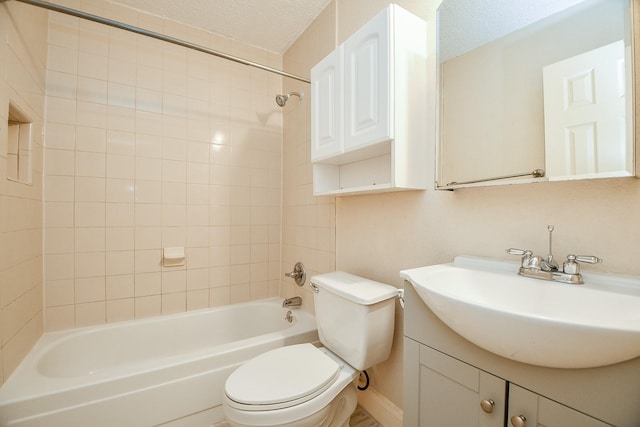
0,298,318,427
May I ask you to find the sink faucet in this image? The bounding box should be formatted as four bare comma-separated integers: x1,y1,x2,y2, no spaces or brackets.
282,296,302,308
541,225,559,272
506,225,602,285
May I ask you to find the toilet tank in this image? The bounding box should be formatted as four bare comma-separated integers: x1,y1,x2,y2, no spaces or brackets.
310,272,398,371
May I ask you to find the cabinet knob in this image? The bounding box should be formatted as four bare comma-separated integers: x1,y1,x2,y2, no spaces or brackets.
480,399,495,413
511,415,527,427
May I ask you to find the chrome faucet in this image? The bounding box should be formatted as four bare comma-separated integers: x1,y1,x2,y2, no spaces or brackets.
282,296,302,308
541,225,559,272
506,225,602,285
284,262,306,286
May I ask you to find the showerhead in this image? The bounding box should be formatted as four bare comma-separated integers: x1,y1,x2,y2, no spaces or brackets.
275,91,304,107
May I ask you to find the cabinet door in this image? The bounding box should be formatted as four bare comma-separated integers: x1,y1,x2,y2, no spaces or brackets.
343,6,391,152
311,47,343,161
419,345,505,427
508,384,613,427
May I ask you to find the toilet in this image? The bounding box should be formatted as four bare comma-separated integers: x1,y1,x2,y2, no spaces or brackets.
223,271,399,427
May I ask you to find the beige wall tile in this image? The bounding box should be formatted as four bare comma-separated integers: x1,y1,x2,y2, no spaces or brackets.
106,274,134,300
75,177,106,202
75,227,105,252
75,301,105,327
106,250,134,276
74,252,105,278
186,289,209,310
45,305,75,331
75,276,105,303
106,298,134,323
135,295,161,319
45,279,74,306
161,292,186,315
106,203,134,227
29,1,288,387
76,126,106,153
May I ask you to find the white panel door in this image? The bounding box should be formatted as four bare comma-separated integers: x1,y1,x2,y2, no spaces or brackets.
543,40,629,180
343,6,391,152
311,48,343,161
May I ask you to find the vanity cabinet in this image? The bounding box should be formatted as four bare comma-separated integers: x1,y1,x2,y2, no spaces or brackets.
418,343,506,427
409,340,613,427
310,4,427,196
508,385,611,427
403,283,632,426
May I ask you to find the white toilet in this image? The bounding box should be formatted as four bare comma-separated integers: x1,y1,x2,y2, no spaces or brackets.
223,271,399,427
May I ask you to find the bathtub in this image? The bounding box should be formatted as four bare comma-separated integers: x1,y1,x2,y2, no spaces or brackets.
0,298,318,427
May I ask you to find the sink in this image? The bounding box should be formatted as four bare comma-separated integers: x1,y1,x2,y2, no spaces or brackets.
400,256,640,369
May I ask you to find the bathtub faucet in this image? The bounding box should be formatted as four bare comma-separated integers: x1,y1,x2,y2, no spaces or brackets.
282,296,302,308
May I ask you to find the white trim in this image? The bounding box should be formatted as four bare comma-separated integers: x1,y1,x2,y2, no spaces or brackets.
357,387,402,427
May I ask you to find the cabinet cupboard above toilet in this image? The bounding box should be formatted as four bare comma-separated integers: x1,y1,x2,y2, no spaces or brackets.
310,4,428,196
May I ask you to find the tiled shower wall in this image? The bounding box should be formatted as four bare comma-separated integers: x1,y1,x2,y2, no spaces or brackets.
0,2,48,384
43,0,284,330
279,3,337,312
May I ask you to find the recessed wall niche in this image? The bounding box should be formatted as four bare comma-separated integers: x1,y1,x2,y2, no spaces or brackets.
7,102,32,184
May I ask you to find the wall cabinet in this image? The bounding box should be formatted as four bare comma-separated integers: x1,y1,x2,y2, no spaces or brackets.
311,47,342,161
310,4,427,196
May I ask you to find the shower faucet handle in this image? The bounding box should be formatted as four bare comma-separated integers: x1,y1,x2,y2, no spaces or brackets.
284,262,306,286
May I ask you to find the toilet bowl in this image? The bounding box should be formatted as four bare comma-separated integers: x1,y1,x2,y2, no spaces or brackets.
223,344,358,427
223,271,398,427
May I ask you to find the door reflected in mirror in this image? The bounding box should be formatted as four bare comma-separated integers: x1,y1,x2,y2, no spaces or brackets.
436,0,634,189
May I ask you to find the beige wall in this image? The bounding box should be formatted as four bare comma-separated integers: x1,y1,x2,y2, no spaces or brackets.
42,0,283,330
283,0,640,413
280,2,337,312
0,2,48,385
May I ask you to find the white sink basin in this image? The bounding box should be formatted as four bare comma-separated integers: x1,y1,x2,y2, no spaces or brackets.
401,256,640,369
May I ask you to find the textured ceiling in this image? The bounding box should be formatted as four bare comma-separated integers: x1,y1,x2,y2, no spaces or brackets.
439,0,586,60
110,0,332,53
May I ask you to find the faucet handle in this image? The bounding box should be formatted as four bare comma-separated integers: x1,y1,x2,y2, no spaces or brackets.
284,262,306,286
575,255,603,264
563,254,602,275
506,248,531,256
506,248,533,268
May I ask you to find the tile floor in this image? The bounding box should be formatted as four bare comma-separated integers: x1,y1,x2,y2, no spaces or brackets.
212,405,382,426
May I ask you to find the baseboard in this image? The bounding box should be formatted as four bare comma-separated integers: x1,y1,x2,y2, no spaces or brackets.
357,387,402,427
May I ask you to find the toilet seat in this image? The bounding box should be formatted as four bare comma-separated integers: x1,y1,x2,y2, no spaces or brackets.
225,343,341,411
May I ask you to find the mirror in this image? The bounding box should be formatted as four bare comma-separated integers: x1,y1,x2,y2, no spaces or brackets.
436,0,634,189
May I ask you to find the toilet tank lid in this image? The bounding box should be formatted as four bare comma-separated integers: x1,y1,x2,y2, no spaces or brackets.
310,272,398,305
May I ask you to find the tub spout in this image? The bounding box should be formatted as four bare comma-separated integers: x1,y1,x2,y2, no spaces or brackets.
282,296,302,308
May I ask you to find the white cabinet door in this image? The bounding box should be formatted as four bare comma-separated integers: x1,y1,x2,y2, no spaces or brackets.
508,385,613,427
343,6,391,152
418,345,505,427
311,47,343,161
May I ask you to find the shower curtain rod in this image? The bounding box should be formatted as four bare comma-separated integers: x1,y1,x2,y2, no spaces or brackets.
6,0,311,84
